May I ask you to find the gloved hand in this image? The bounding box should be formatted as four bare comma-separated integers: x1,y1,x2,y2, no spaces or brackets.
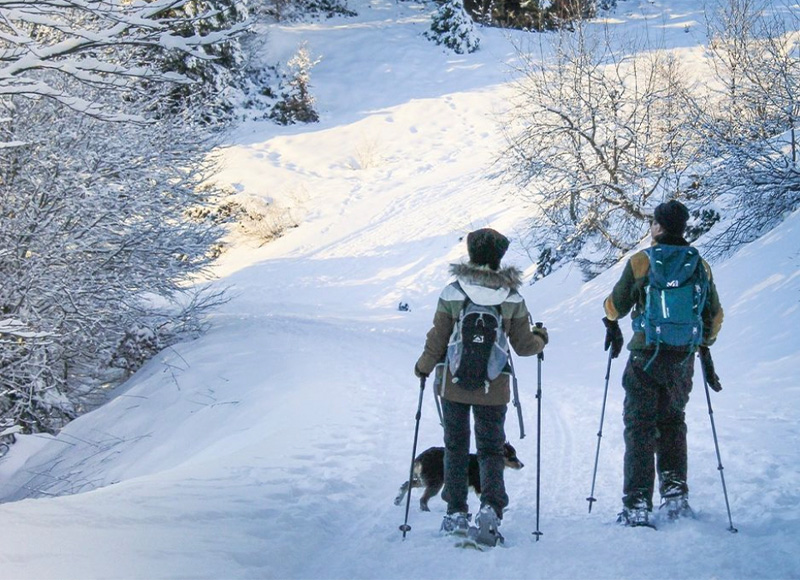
414,363,429,379
698,346,722,392
602,317,624,359
532,324,549,346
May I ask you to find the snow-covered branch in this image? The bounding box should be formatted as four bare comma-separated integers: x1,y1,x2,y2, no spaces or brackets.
0,0,248,122
0,81,228,435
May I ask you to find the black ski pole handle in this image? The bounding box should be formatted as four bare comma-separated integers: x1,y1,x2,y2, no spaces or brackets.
535,321,544,361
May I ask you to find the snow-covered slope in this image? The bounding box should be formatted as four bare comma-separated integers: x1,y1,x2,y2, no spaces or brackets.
0,1,798,578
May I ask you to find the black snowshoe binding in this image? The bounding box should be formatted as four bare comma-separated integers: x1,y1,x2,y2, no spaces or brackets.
659,494,695,522
440,512,471,536
617,504,655,529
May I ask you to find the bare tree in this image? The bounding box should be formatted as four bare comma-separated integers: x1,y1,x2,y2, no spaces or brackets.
0,0,245,435
501,25,701,279
0,318,68,436
0,92,226,434
700,0,800,258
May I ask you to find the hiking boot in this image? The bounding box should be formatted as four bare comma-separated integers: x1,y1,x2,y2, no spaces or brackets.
659,493,695,521
617,502,654,528
440,512,471,536
473,505,504,547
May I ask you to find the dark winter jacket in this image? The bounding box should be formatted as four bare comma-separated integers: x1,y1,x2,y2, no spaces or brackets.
416,262,547,406
603,234,724,352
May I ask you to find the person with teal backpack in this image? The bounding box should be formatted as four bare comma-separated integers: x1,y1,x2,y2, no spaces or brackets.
601,200,724,528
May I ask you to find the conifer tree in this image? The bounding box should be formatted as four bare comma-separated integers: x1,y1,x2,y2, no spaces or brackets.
270,43,321,124
426,0,480,54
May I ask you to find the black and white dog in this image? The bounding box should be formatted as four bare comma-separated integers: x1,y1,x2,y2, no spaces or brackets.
394,443,524,511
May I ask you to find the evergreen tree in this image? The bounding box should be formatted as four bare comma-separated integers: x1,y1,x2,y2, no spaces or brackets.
150,0,250,122
270,43,321,125
426,0,481,55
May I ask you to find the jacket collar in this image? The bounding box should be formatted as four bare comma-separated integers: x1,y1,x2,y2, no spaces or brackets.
652,233,689,246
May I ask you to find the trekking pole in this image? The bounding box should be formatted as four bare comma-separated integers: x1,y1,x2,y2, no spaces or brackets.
400,375,427,539
587,349,614,513
533,322,544,541
700,353,738,534
508,353,525,439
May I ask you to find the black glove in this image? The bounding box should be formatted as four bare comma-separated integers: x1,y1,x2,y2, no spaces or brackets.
699,346,722,392
602,317,624,359
414,363,429,379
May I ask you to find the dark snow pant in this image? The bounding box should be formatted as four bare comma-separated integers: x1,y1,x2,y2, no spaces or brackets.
441,399,508,518
622,350,694,510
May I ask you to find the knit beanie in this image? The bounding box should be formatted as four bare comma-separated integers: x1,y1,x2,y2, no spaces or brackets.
654,200,690,236
466,228,510,271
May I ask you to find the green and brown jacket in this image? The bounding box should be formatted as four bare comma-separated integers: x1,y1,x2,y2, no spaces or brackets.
416,262,546,406
603,234,724,352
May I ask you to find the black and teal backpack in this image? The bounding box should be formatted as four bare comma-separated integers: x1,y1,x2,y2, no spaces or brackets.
632,245,709,364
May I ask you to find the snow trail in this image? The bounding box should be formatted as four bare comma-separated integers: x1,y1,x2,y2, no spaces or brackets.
1,0,799,578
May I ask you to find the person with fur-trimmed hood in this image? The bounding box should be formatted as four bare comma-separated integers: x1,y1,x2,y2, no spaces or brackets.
415,228,548,544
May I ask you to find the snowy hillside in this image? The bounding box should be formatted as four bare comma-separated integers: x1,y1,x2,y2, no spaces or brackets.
0,0,799,579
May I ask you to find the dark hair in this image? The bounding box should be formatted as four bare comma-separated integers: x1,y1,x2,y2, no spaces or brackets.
654,200,690,236
467,228,510,270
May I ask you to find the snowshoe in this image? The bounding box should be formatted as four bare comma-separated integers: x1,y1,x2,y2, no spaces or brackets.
659,494,695,522
617,505,656,529
452,529,483,550
440,512,471,537
471,505,504,547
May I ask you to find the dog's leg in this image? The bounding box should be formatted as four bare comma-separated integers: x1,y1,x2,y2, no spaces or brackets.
394,480,410,506
419,483,443,512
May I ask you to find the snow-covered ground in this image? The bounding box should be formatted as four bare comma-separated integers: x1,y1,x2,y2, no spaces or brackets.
1,0,799,578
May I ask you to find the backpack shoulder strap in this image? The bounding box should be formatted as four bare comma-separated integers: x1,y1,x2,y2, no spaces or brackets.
442,280,467,302
451,280,471,312
441,281,469,321
631,250,651,279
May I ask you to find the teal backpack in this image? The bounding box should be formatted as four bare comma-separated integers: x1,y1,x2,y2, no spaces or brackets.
632,245,709,366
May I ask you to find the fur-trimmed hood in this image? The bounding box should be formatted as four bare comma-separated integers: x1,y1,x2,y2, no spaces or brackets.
450,262,523,290
449,262,523,306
